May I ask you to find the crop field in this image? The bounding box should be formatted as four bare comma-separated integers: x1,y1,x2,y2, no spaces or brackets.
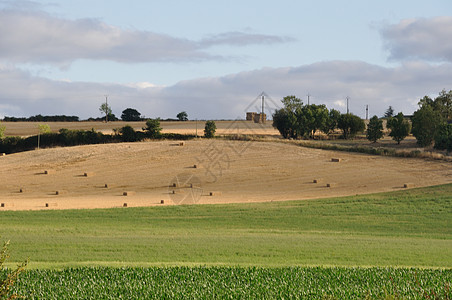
7,266,452,299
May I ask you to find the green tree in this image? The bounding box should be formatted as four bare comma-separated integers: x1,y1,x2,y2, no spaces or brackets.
38,124,51,134
412,105,441,147
119,125,138,142
204,120,216,138
177,111,188,121
121,108,141,121
434,123,452,152
337,113,365,139
272,96,303,139
99,103,112,122
143,118,162,138
323,109,341,136
433,89,452,121
0,122,5,139
366,115,384,143
384,106,394,118
386,112,411,144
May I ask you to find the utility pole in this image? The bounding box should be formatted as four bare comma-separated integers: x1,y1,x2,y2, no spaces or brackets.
366,105,369,120
104,95,109,123
346,96,350,114
307,93,311,105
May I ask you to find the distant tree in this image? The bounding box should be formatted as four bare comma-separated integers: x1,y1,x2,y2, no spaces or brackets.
121,108,141,121
204,120,216,138
337,113,365,139
366,115,384,143
99,103,112,122
272,96,303,139
434,123,452,152
0,122,5,139
387,112,411,144
143,118,162,138
272,108,292,139
177,111,188,121
323,109,341,135
433,89,452,121
119,125,137,142
384,106,394,118
38,124,51,134
412,105,441,147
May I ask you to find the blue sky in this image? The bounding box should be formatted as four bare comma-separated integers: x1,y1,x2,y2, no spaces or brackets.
0,0,451,119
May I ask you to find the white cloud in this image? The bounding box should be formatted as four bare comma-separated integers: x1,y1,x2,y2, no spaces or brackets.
0,9,293,66
381,16,452,62
1,61,451,120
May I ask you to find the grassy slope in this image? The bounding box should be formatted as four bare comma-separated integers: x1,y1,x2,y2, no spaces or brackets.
1,184,451,268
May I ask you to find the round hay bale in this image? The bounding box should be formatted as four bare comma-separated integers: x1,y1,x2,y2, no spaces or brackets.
160,200,165,204
123,203,128,207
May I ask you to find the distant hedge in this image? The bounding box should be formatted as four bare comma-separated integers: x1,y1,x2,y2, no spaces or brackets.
0,129,196,154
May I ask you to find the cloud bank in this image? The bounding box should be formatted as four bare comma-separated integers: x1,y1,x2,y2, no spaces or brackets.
1,61,450,120
382,16,452,62
0,9,292,65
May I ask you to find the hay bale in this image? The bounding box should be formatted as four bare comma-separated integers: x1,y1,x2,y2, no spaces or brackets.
403,183,414,188
209,191,222,196
45,202,58,207
326,183,336,188
179,141,185,146
123,191,136,196
104,183,109,188
160,200,165,204
0,153,6,156
123,203,128,207
44,170,56,175
331,158,341,162
313,179,323,184
55,190,67,195
1,203,4,207
84,172,95,177
19,188,25,193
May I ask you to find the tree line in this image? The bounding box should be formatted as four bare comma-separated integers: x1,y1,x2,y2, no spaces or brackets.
273,90,452,152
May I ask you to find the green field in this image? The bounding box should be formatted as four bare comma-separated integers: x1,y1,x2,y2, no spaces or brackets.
1,184,451,268
7,267,451,299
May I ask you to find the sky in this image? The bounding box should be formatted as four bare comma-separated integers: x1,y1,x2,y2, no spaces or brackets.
0,0,451,120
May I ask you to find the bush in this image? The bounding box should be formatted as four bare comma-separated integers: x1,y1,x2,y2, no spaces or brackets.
119,125,138,142
0,239,27,299
143,119,162,139
204,121,216,138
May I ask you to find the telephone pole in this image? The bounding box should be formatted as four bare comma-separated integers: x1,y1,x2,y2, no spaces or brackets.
365,105,369,120
307,93,311,105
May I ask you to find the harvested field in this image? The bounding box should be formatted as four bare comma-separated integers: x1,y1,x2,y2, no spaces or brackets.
0,139,451,210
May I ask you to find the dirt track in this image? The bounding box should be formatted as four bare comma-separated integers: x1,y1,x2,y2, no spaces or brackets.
1,140,451,210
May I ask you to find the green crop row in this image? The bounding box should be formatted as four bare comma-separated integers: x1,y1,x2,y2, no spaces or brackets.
7,266,452,299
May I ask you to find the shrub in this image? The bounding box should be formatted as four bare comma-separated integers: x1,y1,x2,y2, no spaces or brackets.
412,105,441,147
0,239,27,299
119,125,138,142
434,123,452,152
143,119,162,139
204,121,216,138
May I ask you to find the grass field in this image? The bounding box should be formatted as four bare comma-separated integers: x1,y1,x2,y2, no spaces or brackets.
1,184,451,269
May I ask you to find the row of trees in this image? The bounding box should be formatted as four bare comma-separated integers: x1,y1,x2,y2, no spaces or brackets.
273,91,452,151
100,104,189,122
272,96,365,140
